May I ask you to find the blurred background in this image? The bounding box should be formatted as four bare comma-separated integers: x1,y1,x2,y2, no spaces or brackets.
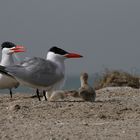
0,0,140,92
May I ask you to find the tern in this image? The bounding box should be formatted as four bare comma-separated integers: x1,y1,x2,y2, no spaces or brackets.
0,41,25,98
0,46,83,100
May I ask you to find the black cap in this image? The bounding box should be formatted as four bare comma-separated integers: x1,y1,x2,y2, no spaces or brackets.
49,46,68,55
1,42,16,49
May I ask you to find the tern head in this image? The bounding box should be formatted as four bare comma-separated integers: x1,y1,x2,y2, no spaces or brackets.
1,41,25,55
47,46,83,61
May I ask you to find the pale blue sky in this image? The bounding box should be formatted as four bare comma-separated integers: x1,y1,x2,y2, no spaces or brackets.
0,0,140,76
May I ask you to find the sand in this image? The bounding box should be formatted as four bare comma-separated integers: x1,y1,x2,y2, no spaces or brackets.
0,87,140,140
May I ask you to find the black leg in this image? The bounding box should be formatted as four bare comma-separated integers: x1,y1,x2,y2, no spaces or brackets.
9,89,12,98
36,89,41,101
43,90,47,101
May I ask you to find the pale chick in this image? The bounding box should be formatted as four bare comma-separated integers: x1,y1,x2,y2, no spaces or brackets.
47,90,67,101
47,90,78,101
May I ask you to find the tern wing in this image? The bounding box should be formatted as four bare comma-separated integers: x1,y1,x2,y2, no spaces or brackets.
5,57,64,87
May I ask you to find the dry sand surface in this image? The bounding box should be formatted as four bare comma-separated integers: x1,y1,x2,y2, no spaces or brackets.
0,87,140,140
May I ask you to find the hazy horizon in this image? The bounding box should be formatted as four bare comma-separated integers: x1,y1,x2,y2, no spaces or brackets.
0,0,140,76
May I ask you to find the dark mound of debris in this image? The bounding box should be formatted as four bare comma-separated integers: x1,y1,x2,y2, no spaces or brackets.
94,70,140,90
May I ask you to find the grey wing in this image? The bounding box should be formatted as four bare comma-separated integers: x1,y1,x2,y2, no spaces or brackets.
6,57,64,87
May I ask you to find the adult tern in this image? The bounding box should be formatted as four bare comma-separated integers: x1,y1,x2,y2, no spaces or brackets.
0,41,25,98
0,46,83,100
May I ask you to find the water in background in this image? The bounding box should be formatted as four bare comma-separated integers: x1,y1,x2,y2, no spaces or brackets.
0,74,95,95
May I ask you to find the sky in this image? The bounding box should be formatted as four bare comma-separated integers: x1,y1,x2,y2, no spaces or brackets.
0,0,140,76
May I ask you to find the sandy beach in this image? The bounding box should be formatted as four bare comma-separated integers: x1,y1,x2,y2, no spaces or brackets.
0,87,140,140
